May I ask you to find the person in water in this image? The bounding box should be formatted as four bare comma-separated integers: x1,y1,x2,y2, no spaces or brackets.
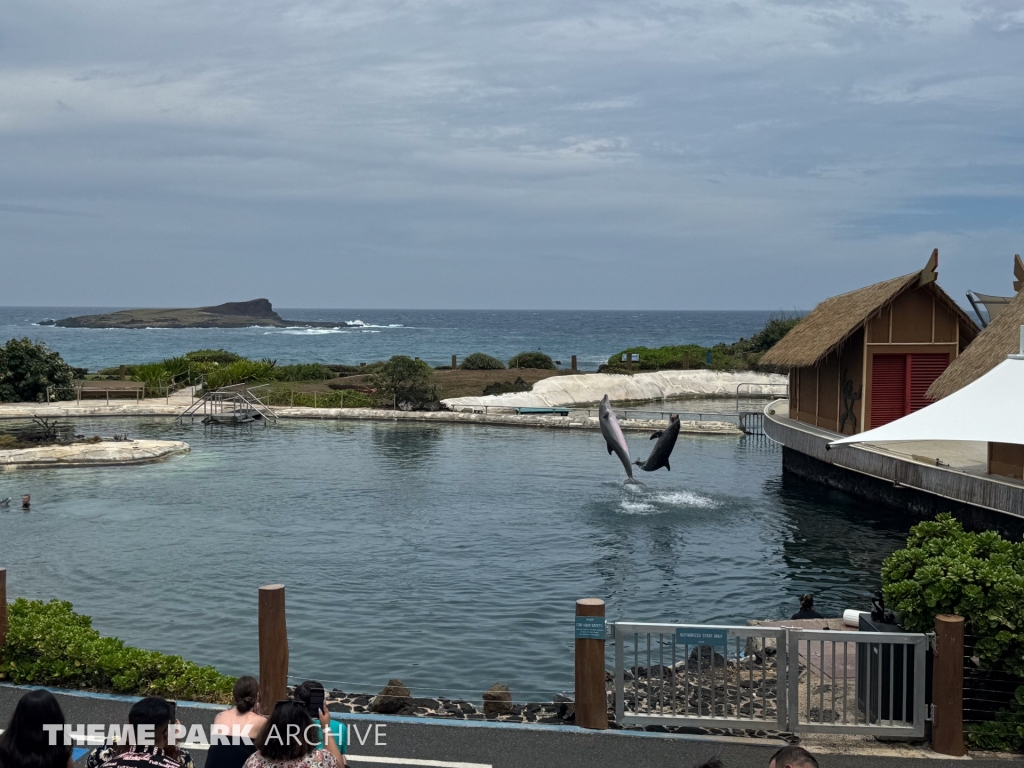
791,594,823,620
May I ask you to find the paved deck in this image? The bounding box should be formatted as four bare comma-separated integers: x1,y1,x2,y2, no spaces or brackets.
764,401,1024,523
2,685,1019,768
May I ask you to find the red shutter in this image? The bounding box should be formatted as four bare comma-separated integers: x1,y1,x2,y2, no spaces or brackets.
871,354,908,428
908,353,949,412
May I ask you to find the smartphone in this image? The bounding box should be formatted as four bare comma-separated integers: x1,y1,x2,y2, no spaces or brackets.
306,685,325,717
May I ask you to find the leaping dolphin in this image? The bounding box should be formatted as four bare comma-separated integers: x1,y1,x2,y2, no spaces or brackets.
635,414,680,472
599,394,640,484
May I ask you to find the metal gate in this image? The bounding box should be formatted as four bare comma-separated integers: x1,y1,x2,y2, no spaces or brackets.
612,622,929,736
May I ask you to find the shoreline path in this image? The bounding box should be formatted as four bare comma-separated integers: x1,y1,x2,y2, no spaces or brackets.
1,685,1016,768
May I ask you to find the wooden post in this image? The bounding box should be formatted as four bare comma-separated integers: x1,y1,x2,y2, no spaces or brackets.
933,614,965,756
574,598,607,729
571,355,577,372
0,568,7,651
452,355,457,370
259,584,289,714
119,365,126,381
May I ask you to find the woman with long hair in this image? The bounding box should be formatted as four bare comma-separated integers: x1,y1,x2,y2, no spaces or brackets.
244,701,344,768
0,689,73,768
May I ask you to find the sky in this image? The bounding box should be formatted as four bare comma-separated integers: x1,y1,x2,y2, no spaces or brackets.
1,0,1022,310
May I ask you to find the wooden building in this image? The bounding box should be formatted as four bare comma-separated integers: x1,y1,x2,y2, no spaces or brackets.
929,257,1024,479
761,250,979,436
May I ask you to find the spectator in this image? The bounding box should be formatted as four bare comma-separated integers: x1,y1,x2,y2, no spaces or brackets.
768,745,819,768
790,594,823,620
292,681,345,754
0,689,74,768
207,677,267,768
87,698,193,768
244,701,344,768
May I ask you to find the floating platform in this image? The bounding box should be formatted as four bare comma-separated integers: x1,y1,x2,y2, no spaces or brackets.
0,440,190,469
763,400,1024,538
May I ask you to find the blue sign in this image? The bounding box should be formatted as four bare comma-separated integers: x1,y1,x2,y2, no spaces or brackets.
675,627,728,649
575,616,606,640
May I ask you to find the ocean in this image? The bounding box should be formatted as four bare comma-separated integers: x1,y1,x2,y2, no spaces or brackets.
0,307,787,371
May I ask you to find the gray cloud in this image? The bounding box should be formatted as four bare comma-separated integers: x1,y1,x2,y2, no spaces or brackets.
0,0,1021,309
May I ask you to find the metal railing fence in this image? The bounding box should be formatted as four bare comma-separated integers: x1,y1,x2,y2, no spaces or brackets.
612,622,788,730
611,622,930,737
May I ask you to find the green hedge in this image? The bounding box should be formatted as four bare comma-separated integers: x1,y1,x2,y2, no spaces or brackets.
882,514,1024,750
459,353,505,371
507,351,555,370
0,599,234,703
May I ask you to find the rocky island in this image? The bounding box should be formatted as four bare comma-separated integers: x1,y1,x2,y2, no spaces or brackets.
48,299,324,329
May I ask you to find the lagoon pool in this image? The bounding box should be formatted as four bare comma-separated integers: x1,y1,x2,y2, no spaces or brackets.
0,418,912,701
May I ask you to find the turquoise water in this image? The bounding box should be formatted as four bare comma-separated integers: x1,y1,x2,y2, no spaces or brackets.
0,418,910,701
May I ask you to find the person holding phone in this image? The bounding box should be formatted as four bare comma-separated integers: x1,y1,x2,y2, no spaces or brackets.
244,701,344,768
291,681,346,757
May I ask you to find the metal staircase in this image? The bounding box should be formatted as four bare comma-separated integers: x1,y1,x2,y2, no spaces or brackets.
178,384,278,425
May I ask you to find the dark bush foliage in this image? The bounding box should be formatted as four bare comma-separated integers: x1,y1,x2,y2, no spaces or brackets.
482,376,532,396
273,363,334,381
0,599,234,703
508,351,556,370
460,353,506,371
373,356,438,408
0,338,75,403
882,514,1024,750
183,349,244,365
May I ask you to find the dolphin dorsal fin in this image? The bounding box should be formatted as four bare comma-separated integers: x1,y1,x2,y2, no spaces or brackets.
665,459,671,471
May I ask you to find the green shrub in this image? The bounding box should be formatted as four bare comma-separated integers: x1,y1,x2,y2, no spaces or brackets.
745,312,801,353
882,514,1024,750
508,351,555,370
460,353,505,371
0,338,75,403
0,598,233,703
273,363,333,381
204,359,277,390
373,356,437,408
184,349,243,365
132,362,173,397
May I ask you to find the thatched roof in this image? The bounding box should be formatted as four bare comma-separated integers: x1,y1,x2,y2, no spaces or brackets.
760,250,976,369
928,287,1024,399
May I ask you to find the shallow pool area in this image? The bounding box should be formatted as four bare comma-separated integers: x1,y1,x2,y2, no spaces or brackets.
0,418,914,701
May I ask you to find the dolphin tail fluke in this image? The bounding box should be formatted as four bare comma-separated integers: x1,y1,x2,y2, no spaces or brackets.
624,477,647,487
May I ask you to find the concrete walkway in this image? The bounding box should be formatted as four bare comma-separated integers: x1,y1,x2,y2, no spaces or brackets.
1,685,1018,768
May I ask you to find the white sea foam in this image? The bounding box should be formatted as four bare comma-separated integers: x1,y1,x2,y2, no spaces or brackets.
345,320,405,328
620,500,656,514
655,490,719,508
267,328,349,335
617,489,718,515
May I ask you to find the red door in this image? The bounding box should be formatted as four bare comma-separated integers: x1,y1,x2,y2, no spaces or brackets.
870,353,949,428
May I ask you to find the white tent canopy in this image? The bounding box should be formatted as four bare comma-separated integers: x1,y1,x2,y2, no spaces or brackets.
831,356,1024,446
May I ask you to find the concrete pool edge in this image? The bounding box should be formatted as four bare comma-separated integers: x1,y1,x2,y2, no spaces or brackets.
0,403,743,435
